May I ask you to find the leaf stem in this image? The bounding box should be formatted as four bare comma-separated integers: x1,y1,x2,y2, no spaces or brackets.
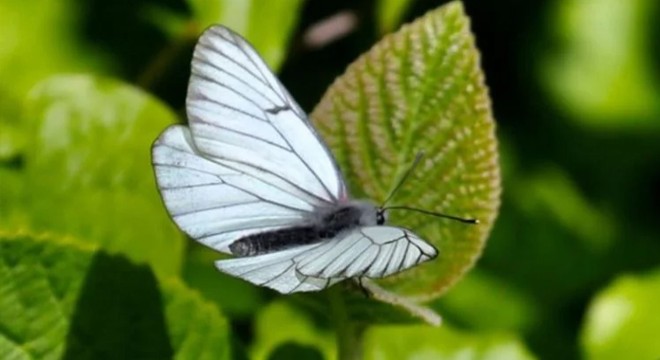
329,287,365,360
361,279,442,326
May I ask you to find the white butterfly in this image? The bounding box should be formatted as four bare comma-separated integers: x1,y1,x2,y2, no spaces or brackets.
151,25,439,294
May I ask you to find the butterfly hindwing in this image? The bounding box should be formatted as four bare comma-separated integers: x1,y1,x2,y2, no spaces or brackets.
214,226,437,293
294,226,438,279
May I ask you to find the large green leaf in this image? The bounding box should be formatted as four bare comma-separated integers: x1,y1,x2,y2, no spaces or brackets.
0,1,107,94
580,268,660,360
311,1,500,298
364,324,536,360
0,75,184,276
0,233,230,360
0,0,109,159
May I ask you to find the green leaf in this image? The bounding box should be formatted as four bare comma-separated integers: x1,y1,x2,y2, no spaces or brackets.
0,232,230,360
0,169,25,228
542,0,660,128
0,0,110,135
311,1,500,298
183,244,266,318
186,0,305,70
580,268,660,360
267,343,324,360
376,0,414,34
251,301,335,360
291,285,440,326
435,270,538,333
0,121,25,161
511,167,616,252
1,75,184,276
364,324,537,360
142,4,192,40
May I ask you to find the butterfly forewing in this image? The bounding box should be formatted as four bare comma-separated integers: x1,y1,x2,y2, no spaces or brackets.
152,125,311,253
187,26,346,203
153,26,348,254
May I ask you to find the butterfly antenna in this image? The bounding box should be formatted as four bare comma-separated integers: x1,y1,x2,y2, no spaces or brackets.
384,206,479,224
381,152,425,208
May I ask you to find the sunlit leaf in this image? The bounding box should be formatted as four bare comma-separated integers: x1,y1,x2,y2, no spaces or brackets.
0,0,110,129
311,1,500,298
0,233,230,360
376,0,414,33
543,0,660,128
364,324,537,360
0,121,25,161
0,169,26,229
581,268,660,360
1,75,185,276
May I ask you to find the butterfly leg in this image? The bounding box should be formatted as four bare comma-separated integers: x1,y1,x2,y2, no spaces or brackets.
354,277,371,298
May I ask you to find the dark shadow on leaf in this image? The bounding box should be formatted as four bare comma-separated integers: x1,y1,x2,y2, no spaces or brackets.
62,252,173,359
267,342,324,360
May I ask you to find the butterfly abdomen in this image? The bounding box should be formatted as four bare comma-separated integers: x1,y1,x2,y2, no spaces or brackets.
230,204,376,257
230,227,318,256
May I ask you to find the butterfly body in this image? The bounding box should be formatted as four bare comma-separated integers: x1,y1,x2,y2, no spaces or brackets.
152,25,438,293
230,200,380,256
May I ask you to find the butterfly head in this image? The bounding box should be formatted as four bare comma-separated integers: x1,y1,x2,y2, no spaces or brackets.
341,200,386,227
376,208,387,225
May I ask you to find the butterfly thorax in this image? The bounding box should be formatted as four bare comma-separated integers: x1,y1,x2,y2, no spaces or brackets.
229,200,378,256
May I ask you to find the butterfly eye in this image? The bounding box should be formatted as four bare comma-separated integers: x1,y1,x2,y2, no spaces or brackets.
376,211,385,225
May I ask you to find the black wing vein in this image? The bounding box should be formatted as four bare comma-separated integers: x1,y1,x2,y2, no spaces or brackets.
202,152,331,205
172,200,261,218
188,98,267,125
222,31,288,104
263,119,336,201
195,42,268,90
260,263,296,287
222,182,308,213
191,70,277,113
193,54,280,107
192,122,291,152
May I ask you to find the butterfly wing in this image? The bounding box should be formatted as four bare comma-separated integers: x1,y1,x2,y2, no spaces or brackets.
214,226,437,293
295,226,438,279
152,26,347,254
214,244,343,293
187,25,346,203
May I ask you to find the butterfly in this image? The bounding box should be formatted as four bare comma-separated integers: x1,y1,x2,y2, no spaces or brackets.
152,25,474,294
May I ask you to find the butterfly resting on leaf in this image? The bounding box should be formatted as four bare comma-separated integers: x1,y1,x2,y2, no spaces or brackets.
151,25,476,294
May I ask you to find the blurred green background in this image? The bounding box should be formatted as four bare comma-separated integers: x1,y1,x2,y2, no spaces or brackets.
1,0,660,359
